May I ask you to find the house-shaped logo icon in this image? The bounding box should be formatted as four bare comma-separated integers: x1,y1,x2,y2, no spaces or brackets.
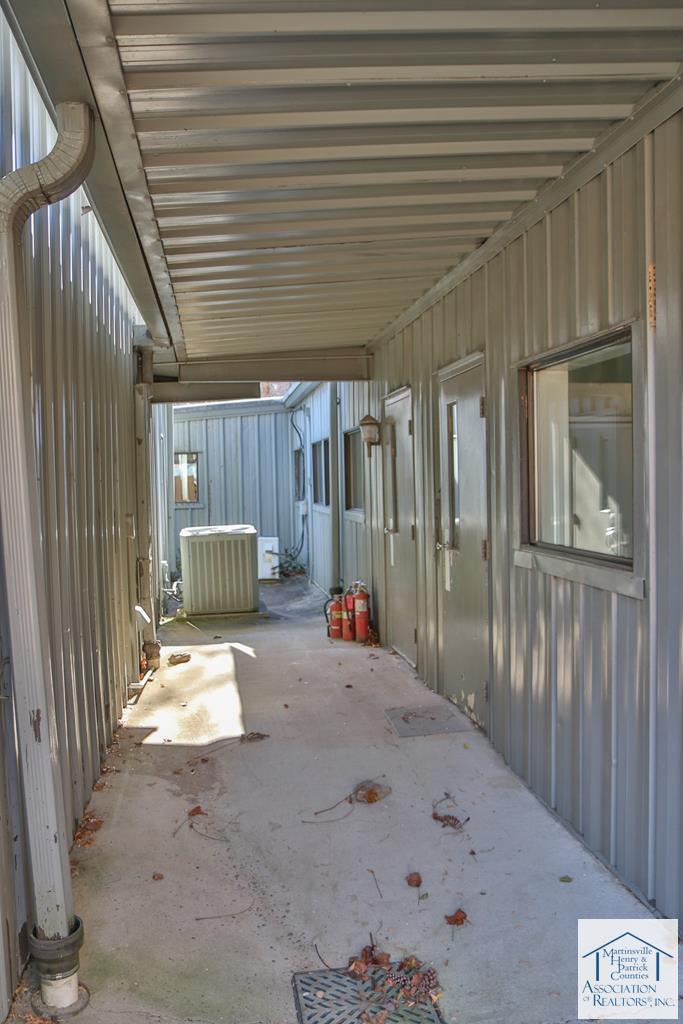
582,931,673,983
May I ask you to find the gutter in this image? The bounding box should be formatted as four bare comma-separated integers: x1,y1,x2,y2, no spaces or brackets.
0,101,93,1012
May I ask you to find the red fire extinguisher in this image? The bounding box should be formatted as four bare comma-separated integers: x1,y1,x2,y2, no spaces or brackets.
342,587,355,641
353,582,370,644
325,588,343,639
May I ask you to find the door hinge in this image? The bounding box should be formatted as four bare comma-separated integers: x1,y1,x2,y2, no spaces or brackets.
484,681,489,703
414,627,418,644
481,538,490,561
647,262,656,329
408,418,413,436
479,395,487,418
411,523,416,541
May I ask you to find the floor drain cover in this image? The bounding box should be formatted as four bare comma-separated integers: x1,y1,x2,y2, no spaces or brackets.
384,703,472,737
292,966,444,1024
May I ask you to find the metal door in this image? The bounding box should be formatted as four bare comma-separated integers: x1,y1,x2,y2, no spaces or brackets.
383,388,417,665
437,360,490,727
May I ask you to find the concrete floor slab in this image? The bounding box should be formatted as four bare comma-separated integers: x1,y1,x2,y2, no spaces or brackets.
28,581,667,1024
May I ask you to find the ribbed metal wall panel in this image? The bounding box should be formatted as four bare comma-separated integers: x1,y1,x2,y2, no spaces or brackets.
339,381,370,588
0,11,140,1014
152,403,174,610
361,113,682,922
172,404,296,572
304,384,334,591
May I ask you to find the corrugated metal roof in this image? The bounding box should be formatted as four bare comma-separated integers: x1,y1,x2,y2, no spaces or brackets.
66,1,683,364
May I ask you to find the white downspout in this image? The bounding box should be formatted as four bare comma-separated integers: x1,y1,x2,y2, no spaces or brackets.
0,102,94,1010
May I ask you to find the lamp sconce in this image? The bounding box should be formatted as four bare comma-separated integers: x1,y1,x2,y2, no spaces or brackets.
359,414,381,457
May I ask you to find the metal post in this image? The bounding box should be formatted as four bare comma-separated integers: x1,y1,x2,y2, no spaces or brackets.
0,102,94,1010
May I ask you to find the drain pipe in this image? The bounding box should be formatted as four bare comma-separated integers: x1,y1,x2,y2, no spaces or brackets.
0,102,94,1010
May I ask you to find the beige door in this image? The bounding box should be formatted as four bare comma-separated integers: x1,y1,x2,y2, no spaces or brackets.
383,388,417,665
437,359,490,728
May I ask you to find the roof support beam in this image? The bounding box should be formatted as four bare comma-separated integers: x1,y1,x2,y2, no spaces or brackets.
176,347,370,382
149,381,261,403
112,10,683,36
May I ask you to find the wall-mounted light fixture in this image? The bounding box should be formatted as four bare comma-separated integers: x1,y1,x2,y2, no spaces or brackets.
359,414,381,456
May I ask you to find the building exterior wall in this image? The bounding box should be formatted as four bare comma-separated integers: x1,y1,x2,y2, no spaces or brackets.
171,402,297,574
360,113,683,922
0,11,140,1015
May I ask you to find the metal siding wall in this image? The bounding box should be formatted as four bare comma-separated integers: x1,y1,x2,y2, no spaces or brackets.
152,403,174,610
171,407,296,573
338,381,370,588
305,384,334,591
652,112,683,923
0,12,140,1012
367,118,683,920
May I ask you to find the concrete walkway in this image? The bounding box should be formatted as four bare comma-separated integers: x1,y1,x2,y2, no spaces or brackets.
52,582,656,1023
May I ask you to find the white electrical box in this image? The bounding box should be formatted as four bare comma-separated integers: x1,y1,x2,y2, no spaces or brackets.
258,536,280,580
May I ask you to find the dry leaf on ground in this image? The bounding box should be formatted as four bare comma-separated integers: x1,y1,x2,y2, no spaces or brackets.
188,805,207,817
445,908,468,927
168,651,191,665
152,872,164,881
406,872,422,888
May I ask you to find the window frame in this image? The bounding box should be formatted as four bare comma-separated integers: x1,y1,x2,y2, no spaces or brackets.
343,429,364,513
294,447,306,502
312,437,330,507
516,323,646,598
173,451,201,506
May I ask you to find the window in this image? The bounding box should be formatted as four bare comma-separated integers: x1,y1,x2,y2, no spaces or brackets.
344,430,364,511
523,333,633,563
174,452,199,504
312,438,330,506
294,448,305,501
447,401,460,549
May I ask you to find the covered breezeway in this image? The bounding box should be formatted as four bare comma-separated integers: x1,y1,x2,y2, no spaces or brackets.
7,578,654,1024
0,3,682,1024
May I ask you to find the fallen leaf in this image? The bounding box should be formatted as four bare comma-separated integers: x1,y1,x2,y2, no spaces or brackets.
94,781,106,791
445,908,468,927
348,958,369,976
406,872,422,888
345,684,353,689
373,952,391,968
188,805,207,817
399,955,421,971
352,780,391,804
152,872,164,881
418,892,429,901
432,810,468,831
168,651,191,665
559,875,573,883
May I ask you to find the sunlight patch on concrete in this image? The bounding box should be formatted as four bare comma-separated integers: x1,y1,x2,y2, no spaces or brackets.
132,643,245,746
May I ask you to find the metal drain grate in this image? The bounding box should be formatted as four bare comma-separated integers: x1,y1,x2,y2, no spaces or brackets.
292,966,445,1024
384,703,473,737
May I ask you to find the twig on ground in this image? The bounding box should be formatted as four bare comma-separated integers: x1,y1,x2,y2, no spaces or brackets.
172,817,190,838
368,869,383,899
314,944,333,969
313,791,354,816
194,902,253,921
301,807,354,824
189,824,230,842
